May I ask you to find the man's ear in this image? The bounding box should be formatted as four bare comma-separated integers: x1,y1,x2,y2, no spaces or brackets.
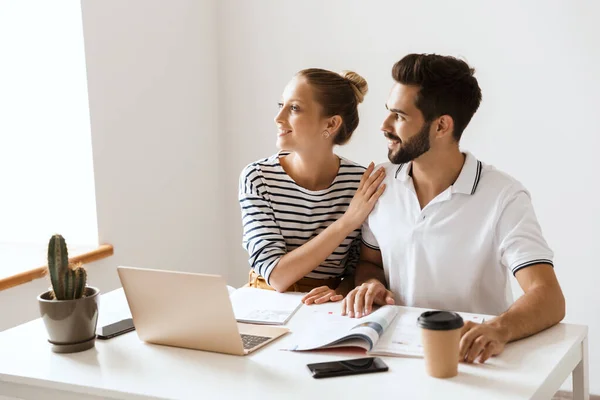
326,115,343,136
435,115,454,139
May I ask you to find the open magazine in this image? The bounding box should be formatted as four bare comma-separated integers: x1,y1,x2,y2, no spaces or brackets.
284,305,400,352
283,305,488,357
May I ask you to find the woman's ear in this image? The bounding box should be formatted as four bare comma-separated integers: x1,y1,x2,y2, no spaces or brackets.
435,115,455,139
326,115,343,137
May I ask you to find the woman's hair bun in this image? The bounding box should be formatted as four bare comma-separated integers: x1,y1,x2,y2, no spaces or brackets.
341,70,368,103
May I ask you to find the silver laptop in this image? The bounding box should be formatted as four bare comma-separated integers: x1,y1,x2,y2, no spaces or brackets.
117,266,289,356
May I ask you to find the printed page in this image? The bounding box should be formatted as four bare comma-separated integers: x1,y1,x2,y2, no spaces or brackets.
230,287,304,325
283,305,399,351
369,308,489,357
344,305,399,350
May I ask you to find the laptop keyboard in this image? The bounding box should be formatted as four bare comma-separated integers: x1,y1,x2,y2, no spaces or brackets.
241,334,271,350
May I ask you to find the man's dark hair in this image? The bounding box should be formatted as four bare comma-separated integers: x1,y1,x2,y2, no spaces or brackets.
392,54,482,141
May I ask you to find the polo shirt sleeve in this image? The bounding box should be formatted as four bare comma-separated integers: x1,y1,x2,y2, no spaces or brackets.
238,164,286,285
361,217,380,250
496,187,554,276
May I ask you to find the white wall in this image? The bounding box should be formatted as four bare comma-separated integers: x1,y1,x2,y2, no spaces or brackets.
81,0,223,277
218,0,600,393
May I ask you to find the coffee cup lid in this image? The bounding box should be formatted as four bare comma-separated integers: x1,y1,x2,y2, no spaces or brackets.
417,311,464,331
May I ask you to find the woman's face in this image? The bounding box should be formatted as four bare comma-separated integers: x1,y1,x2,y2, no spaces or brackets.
274,76,331,152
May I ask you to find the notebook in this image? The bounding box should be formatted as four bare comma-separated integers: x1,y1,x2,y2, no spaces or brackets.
230,287,304,325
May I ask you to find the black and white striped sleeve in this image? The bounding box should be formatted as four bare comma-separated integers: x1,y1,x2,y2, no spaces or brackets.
238,164,286,284
496,187,554,276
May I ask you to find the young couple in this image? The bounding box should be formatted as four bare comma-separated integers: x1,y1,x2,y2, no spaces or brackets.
239,54,565,364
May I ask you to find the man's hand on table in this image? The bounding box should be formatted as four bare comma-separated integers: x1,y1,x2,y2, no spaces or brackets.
340,279,395,318
459,320,509,363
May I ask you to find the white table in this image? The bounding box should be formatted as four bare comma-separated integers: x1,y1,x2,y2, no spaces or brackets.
0,289,589,400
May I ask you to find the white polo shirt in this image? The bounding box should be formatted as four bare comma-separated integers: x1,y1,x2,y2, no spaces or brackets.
362,152,554,315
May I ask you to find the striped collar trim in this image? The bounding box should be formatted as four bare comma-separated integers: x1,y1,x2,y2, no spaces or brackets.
394,152,483,195
394,163,406,179
453,152,483,195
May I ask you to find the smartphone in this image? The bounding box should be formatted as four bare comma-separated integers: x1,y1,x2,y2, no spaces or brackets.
307,357,388,379
97,318,135,340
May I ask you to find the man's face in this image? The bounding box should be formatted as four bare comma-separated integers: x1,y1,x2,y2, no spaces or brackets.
381,83,432,164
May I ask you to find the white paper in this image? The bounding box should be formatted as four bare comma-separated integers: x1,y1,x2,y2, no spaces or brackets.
230,287,303,325
227,285,236,296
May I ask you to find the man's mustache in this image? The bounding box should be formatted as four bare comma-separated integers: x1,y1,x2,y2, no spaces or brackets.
383,132,400,141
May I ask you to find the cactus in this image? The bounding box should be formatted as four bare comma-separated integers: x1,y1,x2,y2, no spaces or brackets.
48,234,69,299
47,234,87,300
72,265,86,299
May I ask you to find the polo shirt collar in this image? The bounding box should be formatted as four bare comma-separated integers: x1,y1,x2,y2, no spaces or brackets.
452,152,483,195
393,152,483,195
394,162,410,181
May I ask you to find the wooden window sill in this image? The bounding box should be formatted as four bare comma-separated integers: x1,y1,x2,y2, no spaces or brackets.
0,244,113,292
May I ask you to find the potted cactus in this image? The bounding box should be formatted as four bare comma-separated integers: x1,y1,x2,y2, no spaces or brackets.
37,234,100,353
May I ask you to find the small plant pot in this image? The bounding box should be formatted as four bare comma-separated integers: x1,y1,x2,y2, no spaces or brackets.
37,286,100,353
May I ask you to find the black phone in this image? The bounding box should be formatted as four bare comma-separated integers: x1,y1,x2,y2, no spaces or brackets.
96,318,135,340
307,357,388,379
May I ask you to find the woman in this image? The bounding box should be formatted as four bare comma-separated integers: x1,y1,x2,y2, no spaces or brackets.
238,68,386,305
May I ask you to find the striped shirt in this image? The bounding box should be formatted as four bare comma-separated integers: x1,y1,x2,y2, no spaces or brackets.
238,152,366,284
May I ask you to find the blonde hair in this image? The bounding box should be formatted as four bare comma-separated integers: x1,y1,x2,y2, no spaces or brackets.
341,70,368,104
297,68,368,145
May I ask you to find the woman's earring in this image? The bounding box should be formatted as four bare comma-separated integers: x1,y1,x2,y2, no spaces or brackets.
322,130,331,139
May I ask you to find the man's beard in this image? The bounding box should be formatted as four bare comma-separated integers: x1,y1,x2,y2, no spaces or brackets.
387,121,432,164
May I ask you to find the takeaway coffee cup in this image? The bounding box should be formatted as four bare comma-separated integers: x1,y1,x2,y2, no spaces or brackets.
417,311,464,378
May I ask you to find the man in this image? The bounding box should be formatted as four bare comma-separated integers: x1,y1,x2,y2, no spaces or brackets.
341,54,565,364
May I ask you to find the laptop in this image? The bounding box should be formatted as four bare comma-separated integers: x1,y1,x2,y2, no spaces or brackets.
117,266,289,356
